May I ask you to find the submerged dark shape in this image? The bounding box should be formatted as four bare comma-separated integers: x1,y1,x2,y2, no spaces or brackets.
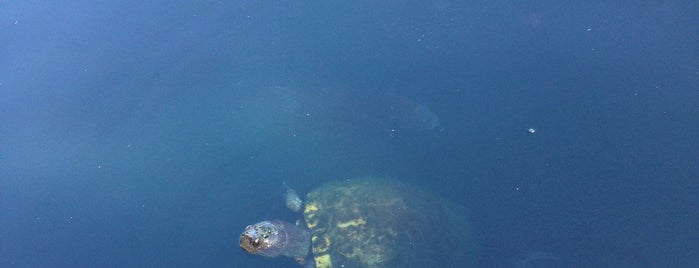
515,251,561,268
384,95,440,131
267,87,440,132
240,220,311,263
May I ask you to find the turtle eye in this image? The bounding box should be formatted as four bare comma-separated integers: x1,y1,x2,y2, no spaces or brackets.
262,234,269,239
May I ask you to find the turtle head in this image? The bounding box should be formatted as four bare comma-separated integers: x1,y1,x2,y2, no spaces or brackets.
240,220,311,259
240,221,280,255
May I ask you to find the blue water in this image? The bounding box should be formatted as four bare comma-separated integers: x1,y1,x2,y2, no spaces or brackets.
1,1,697,267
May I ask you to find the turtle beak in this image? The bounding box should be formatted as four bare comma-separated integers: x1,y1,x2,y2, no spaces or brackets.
240,225,261,253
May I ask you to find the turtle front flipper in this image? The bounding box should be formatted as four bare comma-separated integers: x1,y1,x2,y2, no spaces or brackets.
283,182,303,212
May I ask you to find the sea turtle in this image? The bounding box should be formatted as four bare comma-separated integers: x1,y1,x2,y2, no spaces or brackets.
240,176,475,268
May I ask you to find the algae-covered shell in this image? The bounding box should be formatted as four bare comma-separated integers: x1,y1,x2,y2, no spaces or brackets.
302,177,475,268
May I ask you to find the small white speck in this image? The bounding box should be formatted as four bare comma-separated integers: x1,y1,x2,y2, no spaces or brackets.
528,128,536,134
97,165,102,169
14,20,19,25
587,28,592,32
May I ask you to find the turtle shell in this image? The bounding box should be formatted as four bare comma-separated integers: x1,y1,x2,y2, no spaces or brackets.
302,177,475,268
